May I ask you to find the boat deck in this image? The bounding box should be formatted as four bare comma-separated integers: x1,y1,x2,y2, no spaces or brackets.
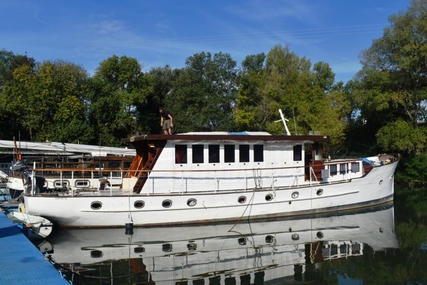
0,210,69,284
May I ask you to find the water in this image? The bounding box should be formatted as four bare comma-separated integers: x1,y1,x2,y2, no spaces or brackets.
35,186,427,285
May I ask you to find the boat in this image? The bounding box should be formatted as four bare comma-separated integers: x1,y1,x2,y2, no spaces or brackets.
42,204,398,284
21,109,400,228
22,129,400,228
22,126,400,228
6,210,53,240
0,183,11,201
0,140,135,199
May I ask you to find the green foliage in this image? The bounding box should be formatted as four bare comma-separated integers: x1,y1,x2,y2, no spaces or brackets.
396,153,427,184
352,0,427,155
0,51,36,139
89,55,153,144
148,66,181,134
376,119,427,154
166,52,238,132
235,53,267,131
236,44,346,147
48,117,94,144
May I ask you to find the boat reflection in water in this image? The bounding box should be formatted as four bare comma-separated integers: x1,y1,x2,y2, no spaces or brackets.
41,203,398,285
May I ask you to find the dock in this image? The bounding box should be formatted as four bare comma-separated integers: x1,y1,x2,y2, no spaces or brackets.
0,210,69,284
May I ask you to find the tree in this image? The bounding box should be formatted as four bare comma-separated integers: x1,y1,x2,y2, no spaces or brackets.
0,50,36,139
236,44,346,147
235,53,267,131
148,65,181,134
89,55,153,145
376,119,427,154
166,52,238,132
354,0,427,154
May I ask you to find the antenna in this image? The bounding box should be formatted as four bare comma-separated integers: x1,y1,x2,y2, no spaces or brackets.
275,109,291,135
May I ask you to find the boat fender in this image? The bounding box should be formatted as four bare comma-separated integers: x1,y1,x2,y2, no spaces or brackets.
18,203,26,213
125,214,134,235
125,222,134,235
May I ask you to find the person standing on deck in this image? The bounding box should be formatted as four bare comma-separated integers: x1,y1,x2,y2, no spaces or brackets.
159,107,173,135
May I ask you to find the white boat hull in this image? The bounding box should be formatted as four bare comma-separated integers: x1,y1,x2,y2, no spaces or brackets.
24,160,397,228
7,211,53,239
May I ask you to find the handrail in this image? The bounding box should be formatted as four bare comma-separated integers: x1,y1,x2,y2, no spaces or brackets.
30,159,369,174
32,165,308,174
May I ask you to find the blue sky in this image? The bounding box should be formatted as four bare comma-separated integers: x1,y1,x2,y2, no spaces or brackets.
1,0,410,83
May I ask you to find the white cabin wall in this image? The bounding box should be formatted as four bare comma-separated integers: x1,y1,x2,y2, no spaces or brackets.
144,141,309,194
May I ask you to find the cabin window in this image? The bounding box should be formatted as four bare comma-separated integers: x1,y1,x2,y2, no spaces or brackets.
239,145,250,162
330,165,337,176
330,244,338,255
95,163,105,169
254,144,264,162
175,144,187,164
351,162,360,173
352,244,361,253
108,161,120,168
293,145,302,161
54,180,69,188
123,161,132,169
224,144,235,163
75,180,90,188
208,145,220,163
192,145,204,163
340,163,347,174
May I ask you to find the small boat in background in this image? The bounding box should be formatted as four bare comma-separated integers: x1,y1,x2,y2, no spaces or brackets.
0,139,135,198
0,183,11,201
6,211,53,240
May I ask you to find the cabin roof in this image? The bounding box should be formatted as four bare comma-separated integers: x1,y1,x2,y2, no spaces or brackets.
0,140,135,157
122,132,328,144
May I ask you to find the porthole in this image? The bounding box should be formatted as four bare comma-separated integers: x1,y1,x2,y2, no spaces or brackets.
291,192,299,199
134,200,145,209
316,189,323,196
162,243,172,252
379,179,383,185
265,235,275,244
162,199,172,208
90,201,103,210
291,234,300,241
238,237,247,245
238,196,247,204
187,241,197,250
90,250,103,258
265,193,274,201
134,247,145,253
187,198,197,207
316,231,324,239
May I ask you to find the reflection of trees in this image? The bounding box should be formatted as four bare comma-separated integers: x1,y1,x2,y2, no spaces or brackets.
62,258,155,285
315,186,427,285
316,244,426,285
